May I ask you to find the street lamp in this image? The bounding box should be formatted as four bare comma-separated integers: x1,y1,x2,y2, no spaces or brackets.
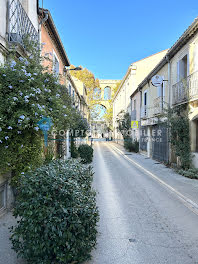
64,66,82,72
64,66,82,93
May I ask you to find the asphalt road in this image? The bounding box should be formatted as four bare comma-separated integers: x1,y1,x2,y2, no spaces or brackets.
87,142,198,264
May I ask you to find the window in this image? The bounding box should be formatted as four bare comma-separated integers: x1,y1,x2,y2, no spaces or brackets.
144,91,147,106
53,52,59,75
196,120,198,152
0,184,6,211
194,41,198,72
177,54,188,81
134,99,136,110
143,91,147,116
68,84,71,96
73,90,75,101
104,86,111,100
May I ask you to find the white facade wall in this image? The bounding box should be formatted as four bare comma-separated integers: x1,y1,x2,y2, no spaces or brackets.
0,0,38,64
113,50,168,141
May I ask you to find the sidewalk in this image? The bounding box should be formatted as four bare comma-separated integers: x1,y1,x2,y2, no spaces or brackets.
0,211,25,264
111,142,198,207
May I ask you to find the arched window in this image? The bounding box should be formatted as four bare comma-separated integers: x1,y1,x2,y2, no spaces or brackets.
93,88,101,100
91,104,107,121
104,86,111,100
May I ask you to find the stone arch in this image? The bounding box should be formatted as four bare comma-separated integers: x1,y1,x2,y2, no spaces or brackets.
91,104,107,121
104,86,111,100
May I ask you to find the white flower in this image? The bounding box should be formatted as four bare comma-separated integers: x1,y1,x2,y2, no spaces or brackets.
0,128,2,131
64,114,67,117
21,172,24,175
20,80,25,83
35,112,38,116
0,140,2,143
13,97,18,101
19,92,23,96
34,127,39,131
5,136,9,140
56,94,60,97
24,59,29,66
17,131,22,134
36,88,41,94
32,104,35,106
10,61,16,67
19,115,25,120
3,74,6,77
63,105,66,109
21,144,23,148
49,108,52,111
8,85,13,89
33,73,38,76
5,146,8,149
8,126,13,130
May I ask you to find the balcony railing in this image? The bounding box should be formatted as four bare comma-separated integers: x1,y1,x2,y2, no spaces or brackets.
153,96,164,115
172,71,198,105
131,110,137,121
8,0,38,46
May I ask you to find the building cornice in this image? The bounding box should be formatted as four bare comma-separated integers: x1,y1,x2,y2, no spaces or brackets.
112,67,132,102
39,8,70,66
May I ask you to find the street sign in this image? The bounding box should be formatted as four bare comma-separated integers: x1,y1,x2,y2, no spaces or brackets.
151,75,163,87
131,121,139,129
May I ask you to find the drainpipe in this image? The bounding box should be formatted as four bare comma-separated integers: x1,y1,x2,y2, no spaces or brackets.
166,55,171,164
139,88,142,152
38,10,49,44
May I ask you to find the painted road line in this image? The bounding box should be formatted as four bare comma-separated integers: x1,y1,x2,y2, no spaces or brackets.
108,143,198,217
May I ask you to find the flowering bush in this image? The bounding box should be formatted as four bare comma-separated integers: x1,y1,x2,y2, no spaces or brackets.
0,42,88,183
10,159,99,264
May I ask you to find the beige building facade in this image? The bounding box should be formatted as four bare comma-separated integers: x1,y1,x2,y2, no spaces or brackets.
113,50,168,143
137,17,198,166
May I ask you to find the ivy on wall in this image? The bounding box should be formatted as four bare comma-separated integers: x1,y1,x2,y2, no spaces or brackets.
167,104,192,169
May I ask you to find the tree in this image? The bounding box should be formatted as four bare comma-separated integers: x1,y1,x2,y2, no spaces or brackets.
69,65,99,107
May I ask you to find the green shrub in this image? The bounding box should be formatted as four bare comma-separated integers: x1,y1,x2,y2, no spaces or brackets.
10,159,99,264
178,168,198,179
78,144,94,164
124,137,139,153
71,138,79,158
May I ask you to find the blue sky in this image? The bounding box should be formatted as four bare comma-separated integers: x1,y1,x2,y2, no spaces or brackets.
41,0,198,80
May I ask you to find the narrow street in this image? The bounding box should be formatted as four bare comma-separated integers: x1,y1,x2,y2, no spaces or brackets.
87,142,198,264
